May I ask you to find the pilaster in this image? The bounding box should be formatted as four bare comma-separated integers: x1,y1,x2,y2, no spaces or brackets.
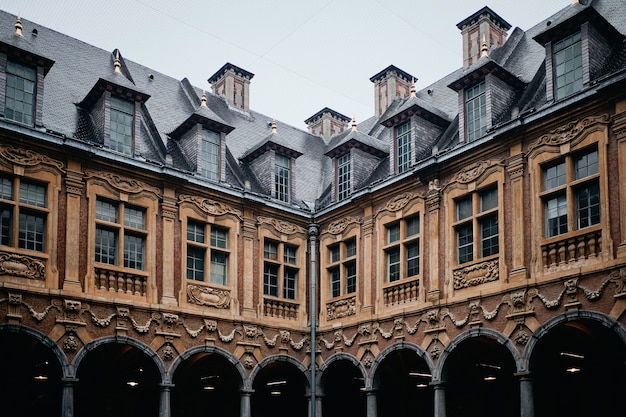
160,188,178,305
507,151,527,281
63,160,83,292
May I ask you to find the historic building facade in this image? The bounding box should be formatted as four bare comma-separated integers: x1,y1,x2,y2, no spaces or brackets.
1,1,626,416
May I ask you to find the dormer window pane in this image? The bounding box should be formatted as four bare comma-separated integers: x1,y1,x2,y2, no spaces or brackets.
275,155,290,203
109,96,134,155
466,81,486,141
554,31,582,100
337,153,351,201
395,122,411,173
5,60,36,126
200,129,220,180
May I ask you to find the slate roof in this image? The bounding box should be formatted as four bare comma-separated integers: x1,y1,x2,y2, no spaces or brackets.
0,0,625,213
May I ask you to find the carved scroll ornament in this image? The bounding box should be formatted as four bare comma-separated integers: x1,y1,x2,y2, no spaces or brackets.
85,170,161,197
324,216,361,235
453,259,499,289
528,114,610,152
187,285,231,309
257,216,305,235
0,252,45,280
0,145,64,171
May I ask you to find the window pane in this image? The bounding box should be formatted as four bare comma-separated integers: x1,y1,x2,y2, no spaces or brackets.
124,206,145,229
554,32,582,100
480,215,499,257
210,226,228,249
109,96,134,155
19,181,46,207
387,223,400,244
576,183,600,229
275,154,291,203
544,162,566,190
407,241,419,277
200,129,220,180
18,212,45,251
396,122,411,173
456,197,472,221
5,61,36,125
95,227,117,265
329,245,340,263
263,264,278,296
480,188,497,212
346,262,356,293
210,251,227,285
284,245,297,264
387,248,400,282
337,153,351,200
345,238,356,258
284,268,297,299
186,246,205,281
330,268,340,298
0,208,11,246
96,199,118,223
406,216,420,237
124,234,145,270
264,241,278,260
187,221,205,243
545,195,568,237
457,224,473,264
575,150,598,180
0,176,12,200
465,82,486,141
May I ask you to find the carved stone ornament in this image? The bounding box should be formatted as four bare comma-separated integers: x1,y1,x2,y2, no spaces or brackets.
324,216,361,235
0,144,64,171
257,216,306,235
85,170,161,197
609,268,626,295
326,297,356,320
63,335,79,353
187,285,231,309
528,114,610,152
179,194,242,219
453,259,499,289
0,252,45,280
453,160,503,184
378,192,419,215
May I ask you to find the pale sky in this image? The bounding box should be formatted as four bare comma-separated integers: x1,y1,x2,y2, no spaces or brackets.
2,0,568,129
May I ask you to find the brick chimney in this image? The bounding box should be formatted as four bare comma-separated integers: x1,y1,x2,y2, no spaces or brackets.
304,107,350,141
208,62,254,111
456,7,511,68
370,65,415,117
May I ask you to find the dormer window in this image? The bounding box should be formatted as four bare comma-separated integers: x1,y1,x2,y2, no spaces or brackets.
5,60,36,125
275,154,291,203
395,122,412,173
465,81,487,141
553,31,583,100
109,96,134,155
337,153,351,201
200,129,220,181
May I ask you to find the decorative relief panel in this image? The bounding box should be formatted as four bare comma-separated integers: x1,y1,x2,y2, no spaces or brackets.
528,114,610,152
257,216,305,235
324,216,361,235
376,191,420,217
0,252,46,280
179,194,242,219
187,284,231,309
326,296,356,320
0,144,65,171
85,170,161,197
453,160,505,184
452,259,499,289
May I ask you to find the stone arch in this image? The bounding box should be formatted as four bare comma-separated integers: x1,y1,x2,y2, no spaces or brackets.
168,344,247,390
435,327,522,382
249,353,309,392
521,309,626,372
369,341,435,389
0,323,72,378
71,335,167,384
318,352,367,391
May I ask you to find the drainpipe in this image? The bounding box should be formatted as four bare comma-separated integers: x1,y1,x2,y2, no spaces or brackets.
308,224,319,417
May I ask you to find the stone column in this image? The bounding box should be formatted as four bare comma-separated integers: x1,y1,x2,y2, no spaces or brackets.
61,377,78,417
517,372,534,417
366,389,377,417
240,390,251,417
160,189,178,305
433,382,446,417
159,383,173,417
63,161,83,292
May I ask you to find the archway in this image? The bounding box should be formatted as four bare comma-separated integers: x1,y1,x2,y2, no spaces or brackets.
320,354,366,417
0,327,64,417
251,356,308,417
529,316,626,417
441,332,519,417
74,339,163,417
372,344,434,417
171,347,244,417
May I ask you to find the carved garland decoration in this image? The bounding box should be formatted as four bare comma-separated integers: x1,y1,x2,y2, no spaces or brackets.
0,252,46,280
187,285,231,309
0,144,65,172
179,194,242,219
324,216,361,235
452,259,499,289
85,170,161,198
528,114,610,152
326,296,356,320
257,216,306,235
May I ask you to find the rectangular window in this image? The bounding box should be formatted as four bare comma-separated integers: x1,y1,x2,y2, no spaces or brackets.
0,175,47,252
455,187,499,264
406,241,419,277
329,245,340,264
457,224,474,264
109,96,134,155
554,31,583,100
542,148,600,238
186,220,230,285
275,154,290,203
200,129,220,181
395,122,411,173
5,60,36,125
95,199,145,270
387,223,400,244
465,81,487,141
284,245,297,265
337,153,351,201
327,237,358,298
383,215,421,283
284,268,297,300
345,238,356,258
329,268,340,298
264,240,278,260
263,264,279,297
387,248,400,282
345,262,356,294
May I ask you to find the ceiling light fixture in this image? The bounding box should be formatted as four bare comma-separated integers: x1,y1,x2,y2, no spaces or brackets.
566,367,581,374
267,380,287,386
409,372,432,378
560,352,584,360
483,376,497,381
